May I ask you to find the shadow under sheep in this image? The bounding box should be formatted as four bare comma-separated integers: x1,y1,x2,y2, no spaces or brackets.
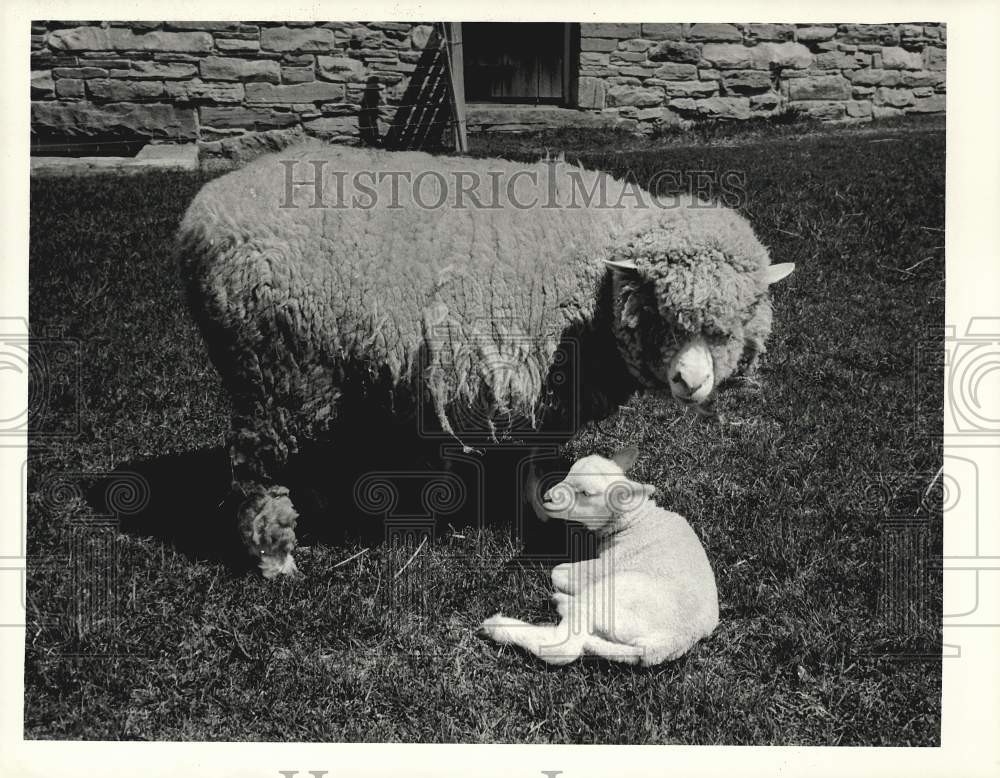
87,425,579,574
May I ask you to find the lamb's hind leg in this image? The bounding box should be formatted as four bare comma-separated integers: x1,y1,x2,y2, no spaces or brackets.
229,405,300,578
478,615,585,665
581,635,644,664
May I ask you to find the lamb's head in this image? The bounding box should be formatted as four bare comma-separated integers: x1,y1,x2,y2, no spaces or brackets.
606,203,794,411
540,447,654,532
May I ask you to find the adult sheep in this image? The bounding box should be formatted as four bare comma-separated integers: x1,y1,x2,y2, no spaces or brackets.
177,142,793,577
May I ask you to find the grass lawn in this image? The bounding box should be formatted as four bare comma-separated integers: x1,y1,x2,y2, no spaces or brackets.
25,118,944,744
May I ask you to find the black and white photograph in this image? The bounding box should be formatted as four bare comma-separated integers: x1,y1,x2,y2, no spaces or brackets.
4,1,1000,773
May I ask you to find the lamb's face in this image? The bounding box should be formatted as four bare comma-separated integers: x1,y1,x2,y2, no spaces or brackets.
606,211,794,411
540,452,653,530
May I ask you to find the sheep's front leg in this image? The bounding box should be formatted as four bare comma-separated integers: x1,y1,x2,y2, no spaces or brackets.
229,408,300,578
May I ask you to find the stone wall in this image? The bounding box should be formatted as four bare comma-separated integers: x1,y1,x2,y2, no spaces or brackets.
30,21,946,156
577,23,946,129
31,21,435,161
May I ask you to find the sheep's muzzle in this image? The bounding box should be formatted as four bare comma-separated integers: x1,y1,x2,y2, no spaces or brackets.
666,336,715,405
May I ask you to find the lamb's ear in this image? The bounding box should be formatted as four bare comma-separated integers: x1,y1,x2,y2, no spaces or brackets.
611,445,640,473
761,262,795,285
604,259,639,274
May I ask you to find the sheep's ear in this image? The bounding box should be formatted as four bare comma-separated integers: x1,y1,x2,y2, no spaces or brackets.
604,259,639,274
611,445,640,473
761,262,795,285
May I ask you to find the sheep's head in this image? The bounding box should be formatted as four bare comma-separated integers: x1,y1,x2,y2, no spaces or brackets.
606,204,794,412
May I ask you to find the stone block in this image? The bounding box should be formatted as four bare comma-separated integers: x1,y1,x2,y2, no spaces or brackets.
199,105,299,129
303,116,359,138
881,46,923,70
581,52,611,67
215,37,260,53
924,46,946,70
648,40,701,64
837,24,900,45
641,23,684,40
815,50,865,69
661,80,718,97
52,66,109,79
787,74,850,100
31,70,54,98
747,24,795,42
846,100,872,117
580,23,642,39
795,26,837,42
31,100,198,139
246,81,346,103
874,86,915,107
87,78,165,101
701,44,754,69
54,78,85,98
47,26,213,53
669,96,750,119
722,70,773,93
872,105,905,119
165,22,242,32
581,38,619,53
909,94,945,113
750,92,782,110
899,70,945,88
788,100,848,119
409,25,434,49
751,42,813,69
261,26,335,52
610,51,647,63
606,85,665,107
577,76,607,109
652,63,698,80
686,23,742,42
623,39,655,52
847,68,896,86
109,61,197,79
200,56,281,83
315,56,369,82
165,80,245,103
282,66,315,84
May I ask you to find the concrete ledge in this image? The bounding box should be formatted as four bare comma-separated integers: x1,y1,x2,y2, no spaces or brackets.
30,143,199,175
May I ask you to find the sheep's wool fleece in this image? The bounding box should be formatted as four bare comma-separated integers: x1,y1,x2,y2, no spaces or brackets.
178,143,774,444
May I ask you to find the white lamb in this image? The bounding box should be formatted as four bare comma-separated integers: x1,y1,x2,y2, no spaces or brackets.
478,447,719,666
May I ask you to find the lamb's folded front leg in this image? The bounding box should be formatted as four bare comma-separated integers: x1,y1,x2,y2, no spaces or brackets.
551,556,606,594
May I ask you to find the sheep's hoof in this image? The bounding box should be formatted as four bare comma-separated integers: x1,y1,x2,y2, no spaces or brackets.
259,552,300,579
238,484,300,579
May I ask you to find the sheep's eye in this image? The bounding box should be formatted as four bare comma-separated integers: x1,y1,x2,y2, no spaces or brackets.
579,490,598,498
